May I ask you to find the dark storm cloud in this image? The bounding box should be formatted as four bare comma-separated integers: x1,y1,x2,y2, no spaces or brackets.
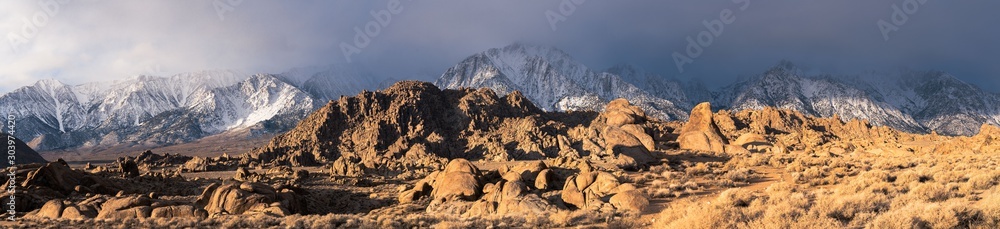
2,0,997,92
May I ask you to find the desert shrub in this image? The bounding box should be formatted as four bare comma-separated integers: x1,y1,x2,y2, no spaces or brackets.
968,172,1000,190
547,210,609,227
894,169,932,186
814,192,890,225
721,168,760,185
685,162,711,176
976,187,1000,227
606,216,646,229
908,182,949,202
842,169,892,193
868,206,923,229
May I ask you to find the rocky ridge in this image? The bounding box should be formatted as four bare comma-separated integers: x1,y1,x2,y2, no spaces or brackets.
247,81,672,176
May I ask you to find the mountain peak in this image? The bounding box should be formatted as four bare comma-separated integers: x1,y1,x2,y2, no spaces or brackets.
34,78,67,89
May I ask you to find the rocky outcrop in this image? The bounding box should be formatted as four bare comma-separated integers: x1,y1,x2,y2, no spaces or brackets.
429,159,483,201
118,158,140,178
28,194,207,220
602,99,648,128
248,82,564,169
181,156,239,172
678,102,728,153
16,160,119,196
248,82,667,177
234,167,264,182
133,150,194,168
195,182,304,217
400,159,645,217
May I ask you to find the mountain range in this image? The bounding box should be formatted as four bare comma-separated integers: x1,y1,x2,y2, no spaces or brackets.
0,66,382,152
435,44,1000,136
2,43,997,155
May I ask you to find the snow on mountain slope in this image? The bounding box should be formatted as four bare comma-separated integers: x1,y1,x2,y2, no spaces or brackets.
901,71,999,135
190,74,316,133
436,44,688,121
841,70,1000,136
0,79,88,136
716,62,925,133
0,70,315,151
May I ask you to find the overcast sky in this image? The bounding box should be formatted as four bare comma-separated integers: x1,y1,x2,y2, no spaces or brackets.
2,0,998,93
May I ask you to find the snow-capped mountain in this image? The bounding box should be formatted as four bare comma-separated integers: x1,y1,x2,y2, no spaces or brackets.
848,70,1000,136
436,45,999,136
435,43,689,121
3,43,997,155
0,71,327,151
713,62,925,132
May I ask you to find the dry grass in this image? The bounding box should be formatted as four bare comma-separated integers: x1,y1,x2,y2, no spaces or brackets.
656,150,1000,229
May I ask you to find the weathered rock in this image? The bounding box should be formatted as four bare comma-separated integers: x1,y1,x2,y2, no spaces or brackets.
560,170,643,212
21,161,119,195
235,167,264,182
621,124,655,152
591,172,621,196
603,99,646,127
150,205,207,218
97,196,153,219
119,159,140,178
196,182,303,216
134,150,194,167
502,161,547,184
60,205,90,219
432,172,481,201
602,126,656,170
609,189,649,213
182,157,209,172
330,155,364,177
426,159,484,201
398,189,422,204
678,102,728,153
733,133,770,148
561,175,587,208
265,166,296,178
535,169,555,190
36,200,64,218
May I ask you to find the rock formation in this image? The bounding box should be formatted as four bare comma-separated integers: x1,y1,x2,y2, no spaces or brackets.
561,164,646,212
196,182,304,217
133,150,194,168
29,194,209,220
677,102,729,153
399,159,647,217
248,81,669,176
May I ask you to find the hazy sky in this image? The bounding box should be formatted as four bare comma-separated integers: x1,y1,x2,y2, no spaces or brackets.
2,0,998,93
